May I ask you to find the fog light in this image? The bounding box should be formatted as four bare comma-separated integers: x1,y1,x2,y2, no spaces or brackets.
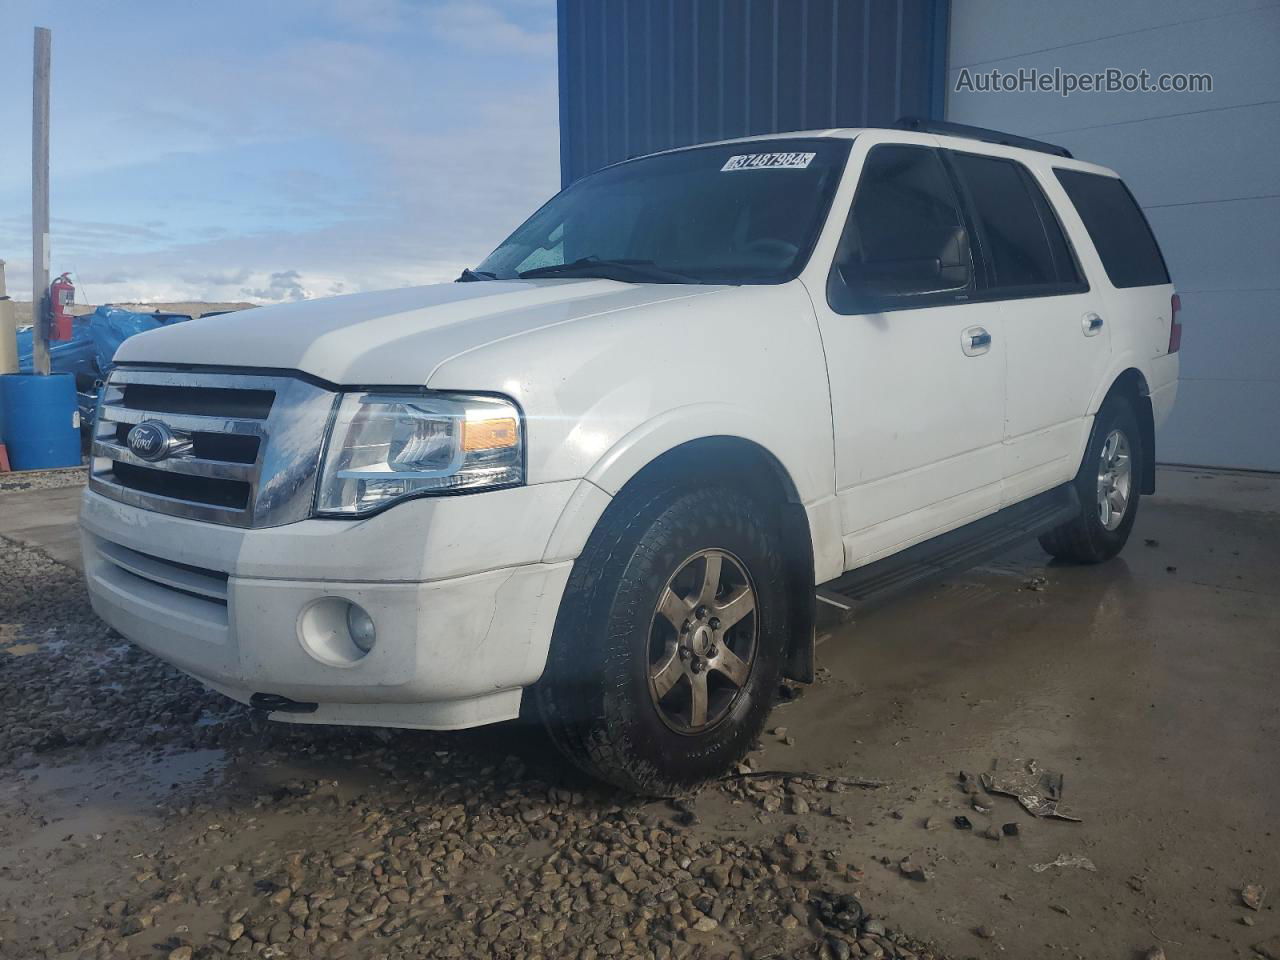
346,603,376,653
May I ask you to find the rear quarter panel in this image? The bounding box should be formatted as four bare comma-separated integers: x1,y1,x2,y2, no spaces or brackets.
1026,155,1178,439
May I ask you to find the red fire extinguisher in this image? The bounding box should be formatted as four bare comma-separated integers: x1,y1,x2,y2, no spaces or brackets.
50,272,75,341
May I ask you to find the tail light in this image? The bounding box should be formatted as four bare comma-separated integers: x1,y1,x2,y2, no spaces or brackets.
1168,293,1182,353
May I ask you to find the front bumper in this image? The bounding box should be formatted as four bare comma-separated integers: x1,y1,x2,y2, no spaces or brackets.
80,482,579,729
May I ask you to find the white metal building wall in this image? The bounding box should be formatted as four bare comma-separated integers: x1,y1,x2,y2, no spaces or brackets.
946,0,1280,470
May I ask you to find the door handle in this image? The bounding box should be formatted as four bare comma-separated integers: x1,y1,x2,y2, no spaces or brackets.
1082,312,1104,336
962,326,992,356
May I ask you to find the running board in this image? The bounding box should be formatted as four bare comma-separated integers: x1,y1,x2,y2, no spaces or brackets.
817,483,1079,614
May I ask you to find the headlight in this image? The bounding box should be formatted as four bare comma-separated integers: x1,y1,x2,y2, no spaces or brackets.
316,392,523,516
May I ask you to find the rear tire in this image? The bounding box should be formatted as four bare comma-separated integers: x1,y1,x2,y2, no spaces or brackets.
536,483,787,796
1039,397,1142,564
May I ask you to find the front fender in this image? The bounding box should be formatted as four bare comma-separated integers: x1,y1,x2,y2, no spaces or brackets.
582,402,795,495
542,405,843,585
542,404,789,566
426,282,838,575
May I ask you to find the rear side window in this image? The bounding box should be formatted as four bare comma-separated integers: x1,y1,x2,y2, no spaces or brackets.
1054,169,1170,288
948,152,1082,291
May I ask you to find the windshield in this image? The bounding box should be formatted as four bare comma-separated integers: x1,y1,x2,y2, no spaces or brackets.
476,138,852,285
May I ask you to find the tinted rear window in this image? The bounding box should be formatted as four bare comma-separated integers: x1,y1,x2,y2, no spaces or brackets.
1054,169,1170,288
950,152,1082,290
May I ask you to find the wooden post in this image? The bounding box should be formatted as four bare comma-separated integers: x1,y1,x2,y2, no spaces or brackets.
31,27,51,377
0,260,18,374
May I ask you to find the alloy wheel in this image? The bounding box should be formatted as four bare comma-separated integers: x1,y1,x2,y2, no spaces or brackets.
1096,428,1133,531
647,549,758,735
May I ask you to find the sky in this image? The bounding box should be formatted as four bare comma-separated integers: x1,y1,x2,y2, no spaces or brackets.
0,0,559,304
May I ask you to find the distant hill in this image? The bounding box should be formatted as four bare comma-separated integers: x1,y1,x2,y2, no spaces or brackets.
7,301,256,328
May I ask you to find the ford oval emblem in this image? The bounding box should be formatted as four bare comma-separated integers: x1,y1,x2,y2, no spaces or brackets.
126,420,175,462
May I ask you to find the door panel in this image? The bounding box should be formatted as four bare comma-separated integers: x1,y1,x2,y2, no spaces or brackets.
944,149,1111,503
813,141,1007,570
821,302,1006,566
1001,292,1110,502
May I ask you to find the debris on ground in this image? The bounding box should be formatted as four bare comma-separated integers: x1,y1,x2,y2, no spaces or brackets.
954,815,972,830
1143,948,1167,960
3,643,41,656
807,890,865,933
721,769,887,789
1001,822,1019,836
1254,935,1280,960
981,757,1081,821
1242,882,1266,911
1021,575,1048,591
898,854,931,882
1031,853,1097,873
1144,538,1160,547
975,924,996,939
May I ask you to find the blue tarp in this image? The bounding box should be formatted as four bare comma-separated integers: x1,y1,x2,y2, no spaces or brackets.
17,306,192,428
17,316,98,377
19,305,187,376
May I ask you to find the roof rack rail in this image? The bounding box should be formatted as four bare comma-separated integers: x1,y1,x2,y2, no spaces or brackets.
894,117,1073,159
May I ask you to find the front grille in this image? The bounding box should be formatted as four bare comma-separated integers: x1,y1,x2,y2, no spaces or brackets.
112,461,251,510
111,422,260,463
89,368,337,528
121,383,275,419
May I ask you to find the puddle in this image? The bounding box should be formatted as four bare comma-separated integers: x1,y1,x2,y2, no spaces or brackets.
0,747,227,853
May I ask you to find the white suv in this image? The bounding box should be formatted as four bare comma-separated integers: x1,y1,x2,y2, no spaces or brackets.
81,121,1179,795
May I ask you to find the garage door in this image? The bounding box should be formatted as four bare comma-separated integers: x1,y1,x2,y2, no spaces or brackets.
946,0,1280,471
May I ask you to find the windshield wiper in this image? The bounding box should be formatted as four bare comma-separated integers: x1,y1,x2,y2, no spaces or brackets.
517,256,699,284
456,267,498,282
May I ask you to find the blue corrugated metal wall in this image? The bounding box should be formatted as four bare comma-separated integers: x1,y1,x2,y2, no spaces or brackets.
558,0,950,185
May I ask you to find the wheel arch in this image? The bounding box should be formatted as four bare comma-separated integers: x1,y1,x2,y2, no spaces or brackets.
1099,367,1156,495
547,433,818,684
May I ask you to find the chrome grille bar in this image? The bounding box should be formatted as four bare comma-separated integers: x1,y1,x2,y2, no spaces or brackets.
91,439,257,481
88,368,337,528
97,405,265,436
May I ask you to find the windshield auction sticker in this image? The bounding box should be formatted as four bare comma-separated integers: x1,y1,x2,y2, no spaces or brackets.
721,152,816,171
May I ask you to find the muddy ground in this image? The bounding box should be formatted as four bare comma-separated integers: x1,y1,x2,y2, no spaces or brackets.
0,468,1276,960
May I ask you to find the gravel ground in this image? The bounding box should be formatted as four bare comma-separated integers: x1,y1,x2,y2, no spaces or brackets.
0,466,88,494
0,530,951,960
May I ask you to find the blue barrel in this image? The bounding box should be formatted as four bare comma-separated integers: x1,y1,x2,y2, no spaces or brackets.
0,373,82,470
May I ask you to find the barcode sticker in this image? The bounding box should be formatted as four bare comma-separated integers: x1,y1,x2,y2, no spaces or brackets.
721,152,816,172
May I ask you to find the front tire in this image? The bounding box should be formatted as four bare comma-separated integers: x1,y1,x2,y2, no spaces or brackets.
536,483,788,796
1039,397,1143,564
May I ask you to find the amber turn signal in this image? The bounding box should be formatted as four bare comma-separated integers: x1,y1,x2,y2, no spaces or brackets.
462,416,519,451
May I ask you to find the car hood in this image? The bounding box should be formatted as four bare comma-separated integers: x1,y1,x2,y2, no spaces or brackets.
115,279,727,385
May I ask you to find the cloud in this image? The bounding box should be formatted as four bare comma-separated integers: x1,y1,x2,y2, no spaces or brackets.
0,0,561,304
179,268,252,287
79,271,131,285
243,269,310,302
426,2,556,56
